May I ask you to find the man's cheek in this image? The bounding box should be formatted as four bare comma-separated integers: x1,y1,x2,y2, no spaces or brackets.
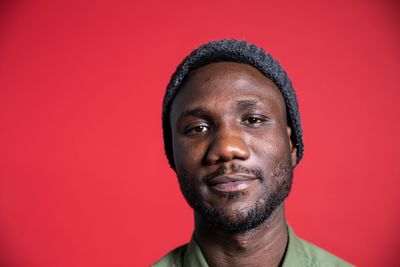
172,142,189,167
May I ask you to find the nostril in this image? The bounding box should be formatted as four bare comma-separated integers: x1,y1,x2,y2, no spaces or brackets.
205,137,250,164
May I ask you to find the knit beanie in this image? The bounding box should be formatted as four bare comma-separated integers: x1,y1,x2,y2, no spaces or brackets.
162,39,303,170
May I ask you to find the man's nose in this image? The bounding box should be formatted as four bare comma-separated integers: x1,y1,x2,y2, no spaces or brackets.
205,128,250,164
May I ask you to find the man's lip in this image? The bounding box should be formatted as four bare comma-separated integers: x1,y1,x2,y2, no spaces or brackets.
206,174,258,185
206,174,258,193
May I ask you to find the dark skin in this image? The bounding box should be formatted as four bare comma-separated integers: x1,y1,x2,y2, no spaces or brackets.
170,62,297,267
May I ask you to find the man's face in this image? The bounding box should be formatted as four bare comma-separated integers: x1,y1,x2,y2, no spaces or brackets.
170,62,297,232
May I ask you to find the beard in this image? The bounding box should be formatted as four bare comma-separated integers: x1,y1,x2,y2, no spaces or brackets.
177,160,293,233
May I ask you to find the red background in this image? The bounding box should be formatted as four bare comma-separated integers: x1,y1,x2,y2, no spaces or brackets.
1,0,399,266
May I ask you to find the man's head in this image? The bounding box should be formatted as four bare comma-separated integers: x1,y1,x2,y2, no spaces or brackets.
162,40,303,233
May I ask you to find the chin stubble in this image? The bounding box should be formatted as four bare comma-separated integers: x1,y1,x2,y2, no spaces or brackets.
177,160,293,233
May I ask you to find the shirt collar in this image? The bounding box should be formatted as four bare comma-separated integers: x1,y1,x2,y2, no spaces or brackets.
281,225,308,267
183,234,209,267
183,224,307,267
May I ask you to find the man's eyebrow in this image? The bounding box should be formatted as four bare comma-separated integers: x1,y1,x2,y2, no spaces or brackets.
178,107,208,120
235,99,261,108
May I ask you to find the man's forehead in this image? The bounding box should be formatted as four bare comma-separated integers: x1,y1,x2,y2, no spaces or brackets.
176,62,285,107
170,62,287,123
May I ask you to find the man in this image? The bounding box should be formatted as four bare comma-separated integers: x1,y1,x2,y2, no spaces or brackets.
153,40,352,267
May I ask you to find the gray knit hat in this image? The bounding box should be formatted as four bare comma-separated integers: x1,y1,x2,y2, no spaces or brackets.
162,39,303,170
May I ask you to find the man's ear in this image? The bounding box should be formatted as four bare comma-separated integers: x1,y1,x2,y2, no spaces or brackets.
287,126,297,167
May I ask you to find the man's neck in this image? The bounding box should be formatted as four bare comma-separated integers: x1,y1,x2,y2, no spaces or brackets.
194,204,288,267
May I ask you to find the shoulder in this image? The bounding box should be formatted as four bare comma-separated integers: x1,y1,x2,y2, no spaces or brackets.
283,225,353,267
150,244,188,267
296,236,353,267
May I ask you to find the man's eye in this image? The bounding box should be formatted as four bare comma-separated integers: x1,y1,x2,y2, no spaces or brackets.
247,117,262,124
184,125,209,135
243,116,267,127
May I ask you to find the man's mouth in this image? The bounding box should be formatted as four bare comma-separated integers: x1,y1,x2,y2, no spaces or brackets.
206,174,258,193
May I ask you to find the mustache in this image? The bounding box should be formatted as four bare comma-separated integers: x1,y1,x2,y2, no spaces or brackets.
203,164,264,183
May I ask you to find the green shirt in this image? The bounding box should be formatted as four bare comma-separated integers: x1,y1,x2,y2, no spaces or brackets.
152,226,353,267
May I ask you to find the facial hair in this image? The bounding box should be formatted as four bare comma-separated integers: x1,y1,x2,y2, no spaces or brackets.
177,160,293,233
